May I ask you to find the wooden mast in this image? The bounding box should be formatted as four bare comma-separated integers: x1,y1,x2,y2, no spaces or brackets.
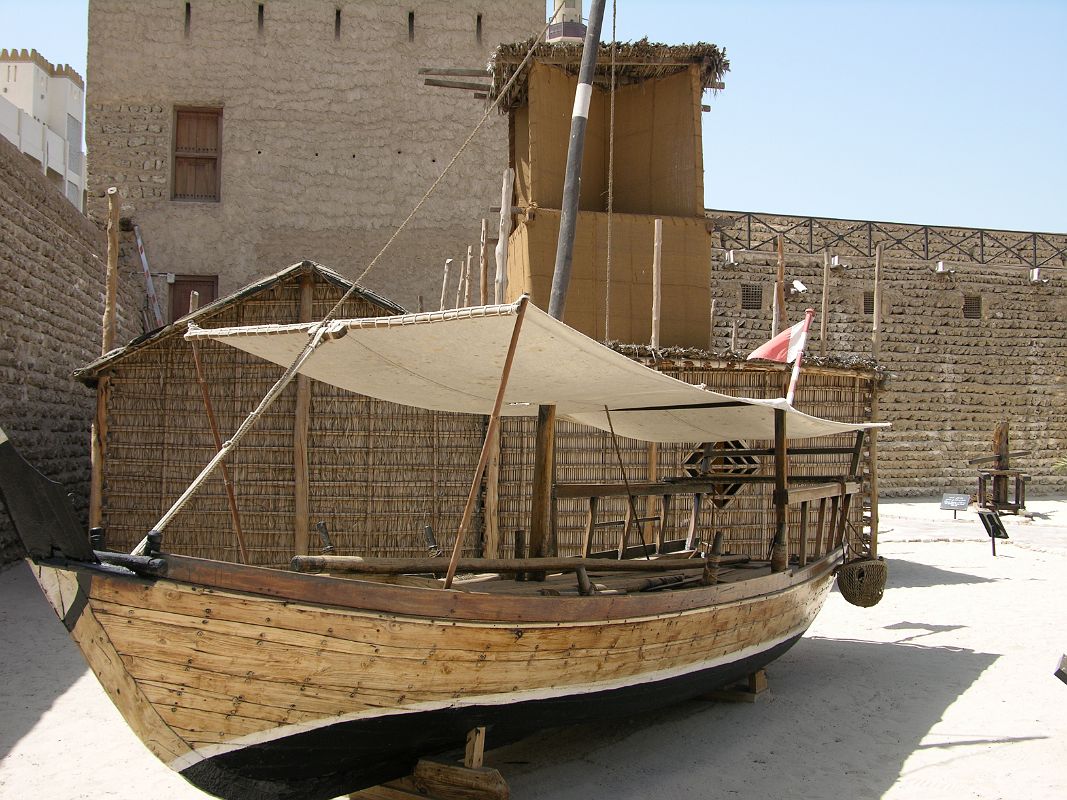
529,0,608,565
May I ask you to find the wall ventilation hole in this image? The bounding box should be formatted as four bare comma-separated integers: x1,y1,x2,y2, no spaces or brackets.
740,284,762,310
963,294,982,319
335,8,341,39
257,4,264,32
408,11,415,42
184,2,191,38
863,290,875,315
476,13,483,44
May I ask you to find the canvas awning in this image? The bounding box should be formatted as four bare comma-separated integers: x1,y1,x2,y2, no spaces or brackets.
186,300,885,443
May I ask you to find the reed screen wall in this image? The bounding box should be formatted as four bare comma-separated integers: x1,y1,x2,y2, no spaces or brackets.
92,268,876,567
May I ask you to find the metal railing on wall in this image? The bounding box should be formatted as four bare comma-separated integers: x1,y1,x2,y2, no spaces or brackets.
708,210,1067,270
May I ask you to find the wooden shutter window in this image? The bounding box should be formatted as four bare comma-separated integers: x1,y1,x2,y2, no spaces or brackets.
173,108,221,201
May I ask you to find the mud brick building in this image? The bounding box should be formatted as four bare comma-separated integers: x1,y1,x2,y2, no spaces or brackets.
85,0,544,316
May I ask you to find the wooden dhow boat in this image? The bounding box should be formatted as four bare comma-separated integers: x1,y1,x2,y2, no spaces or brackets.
0,298,885,800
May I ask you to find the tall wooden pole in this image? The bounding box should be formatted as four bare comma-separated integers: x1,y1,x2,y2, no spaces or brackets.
293,274,314,557
102,187,119,354
530,0,607,564
651,218,662,348
494,168,514,303
439,258,453,310
872,242,884,360
868,390,880,560
773,234,786,336
820,251,829,356
479,218,490,305
90,187,121,529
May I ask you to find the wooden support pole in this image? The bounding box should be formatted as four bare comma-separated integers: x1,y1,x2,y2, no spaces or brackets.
869,391,880,559
770,409,789,572
656,494,671,553
440,258,453,310
617,501,635,558
773,234,786,335
814,497,827,559
444,298,529,589
820,250,829,356
90,188,121,530
528,404,556,576
685,493,703,551
479,218,489,305
293,274,314,557
581,495,599,557
872,241,884,360
798,500,809,566
651,217,662,348
483,429,501,558
709,298,717,351
494,168,514,303
575,565,595,596
102,187,119,354
464,245,473,306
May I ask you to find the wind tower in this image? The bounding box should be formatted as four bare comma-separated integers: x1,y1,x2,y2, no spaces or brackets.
490,40,727,347
547,0,588,42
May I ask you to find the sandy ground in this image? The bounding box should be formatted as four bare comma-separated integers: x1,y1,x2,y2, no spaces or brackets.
2,498,1066,799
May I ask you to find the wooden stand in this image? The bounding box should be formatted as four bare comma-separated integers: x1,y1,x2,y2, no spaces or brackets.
350,727,509,800
702,669,770,703
969,422,1031,515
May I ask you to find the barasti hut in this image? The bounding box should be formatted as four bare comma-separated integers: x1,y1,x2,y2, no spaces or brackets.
76,258,882,571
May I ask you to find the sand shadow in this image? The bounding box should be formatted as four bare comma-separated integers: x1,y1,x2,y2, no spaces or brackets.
496,637,1004,800
0,562,91,761
878,557,996,590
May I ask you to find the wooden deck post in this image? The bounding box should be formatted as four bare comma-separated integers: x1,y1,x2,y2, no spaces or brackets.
770,409,789,572
293,273,314,556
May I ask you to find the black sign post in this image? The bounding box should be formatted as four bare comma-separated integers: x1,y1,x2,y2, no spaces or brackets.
977,509,1009,556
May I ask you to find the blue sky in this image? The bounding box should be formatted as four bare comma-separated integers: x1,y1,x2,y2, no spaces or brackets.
3,0,1064,232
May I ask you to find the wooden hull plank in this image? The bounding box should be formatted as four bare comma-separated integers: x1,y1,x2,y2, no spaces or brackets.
180,632,805,800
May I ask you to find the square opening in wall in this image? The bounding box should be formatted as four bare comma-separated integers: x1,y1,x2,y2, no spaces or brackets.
963,294,982,319
863,290,875,315
740,283,762,310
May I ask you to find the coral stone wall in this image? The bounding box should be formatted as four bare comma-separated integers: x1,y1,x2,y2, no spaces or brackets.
0,135,137,563
706,210,1067,496
86,0,544,313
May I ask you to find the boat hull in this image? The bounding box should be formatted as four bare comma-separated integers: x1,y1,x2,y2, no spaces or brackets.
32,555,837,800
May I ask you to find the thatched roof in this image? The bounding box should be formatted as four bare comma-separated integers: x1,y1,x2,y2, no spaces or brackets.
489,38,728,112
74,260,405,385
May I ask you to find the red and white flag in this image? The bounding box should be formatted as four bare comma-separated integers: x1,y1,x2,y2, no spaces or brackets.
746,312,813,364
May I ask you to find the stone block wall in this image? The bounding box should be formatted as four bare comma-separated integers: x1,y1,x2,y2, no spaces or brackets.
86,0,545,312
706,210,1067,496
0,135,139,563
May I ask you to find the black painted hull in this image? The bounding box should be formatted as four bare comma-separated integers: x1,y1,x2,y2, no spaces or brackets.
181,632,804,800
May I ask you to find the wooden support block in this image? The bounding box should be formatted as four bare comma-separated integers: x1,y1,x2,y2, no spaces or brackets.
701,668,770,704
464,726,486,769
581,495,598,557
412,758,509,800
656,494,671,554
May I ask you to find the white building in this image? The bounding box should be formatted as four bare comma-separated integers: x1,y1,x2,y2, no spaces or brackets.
0,48,85,211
